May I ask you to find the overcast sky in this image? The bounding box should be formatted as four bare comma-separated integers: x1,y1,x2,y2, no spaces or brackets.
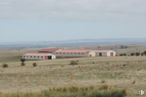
0,0,146,42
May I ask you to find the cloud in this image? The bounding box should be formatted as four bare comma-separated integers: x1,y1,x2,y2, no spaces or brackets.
0,0,146,20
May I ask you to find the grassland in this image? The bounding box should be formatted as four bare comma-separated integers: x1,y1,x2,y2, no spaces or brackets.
0,48,146,97
0,48,39,62
0,85,126,97
0,56,145,97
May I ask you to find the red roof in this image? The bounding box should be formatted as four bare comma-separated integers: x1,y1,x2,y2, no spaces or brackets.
38,48,59,53
23,53,55,56
55,49,89,53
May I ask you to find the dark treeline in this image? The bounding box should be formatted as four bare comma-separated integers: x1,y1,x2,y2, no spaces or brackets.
119,51,146,56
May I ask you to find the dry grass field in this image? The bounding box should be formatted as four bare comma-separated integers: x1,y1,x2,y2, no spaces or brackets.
0,48,39,62
0,48,146,97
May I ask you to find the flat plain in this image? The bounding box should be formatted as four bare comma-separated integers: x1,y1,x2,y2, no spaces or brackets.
0,48,145,97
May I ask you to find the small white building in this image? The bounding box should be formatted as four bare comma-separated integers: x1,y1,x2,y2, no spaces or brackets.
22,53,56,60
88,50,116,57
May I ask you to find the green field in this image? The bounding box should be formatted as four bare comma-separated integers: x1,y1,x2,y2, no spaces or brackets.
0,55,145,97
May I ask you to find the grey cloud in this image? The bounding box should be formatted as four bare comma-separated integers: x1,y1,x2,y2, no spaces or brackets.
0,0,146,20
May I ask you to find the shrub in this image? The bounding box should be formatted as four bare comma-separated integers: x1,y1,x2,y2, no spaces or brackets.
130,53,135,56
69,60,79,65
141,53,144,56
122,64,127,67
92,61,96,64
32,62,37,67
0,86,126,97
123,53,127,56
111,89,127,97
99,85,109,90
68,86,79,92
21,63,25,66
143,51,146,56
2,64,8,68
135,52,140,56
132,80,136,84
119,53,127,56
101,80,106,84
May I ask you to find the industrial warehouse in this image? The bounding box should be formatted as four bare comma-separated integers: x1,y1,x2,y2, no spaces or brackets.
22,48,116,60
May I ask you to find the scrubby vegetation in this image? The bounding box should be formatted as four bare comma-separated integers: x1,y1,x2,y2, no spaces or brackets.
0,56,145,97
32,62,37,67
21,63,26,66
119,53,127,56
20,58,26,66
0,86,126,97
69,60,79,65
2,63,8,68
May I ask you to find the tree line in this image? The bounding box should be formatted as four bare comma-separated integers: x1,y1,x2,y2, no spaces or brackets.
119,51,146,56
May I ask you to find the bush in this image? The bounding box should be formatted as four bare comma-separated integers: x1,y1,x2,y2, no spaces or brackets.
92,61,96,64
135,52,140,56
122,64,127,67
123,53,127,56
21,63,25,66
2,64,8,68
130,52,141,56
99,85,109,90
0,86,126,97
132,80,136,84
69,60,79,65
143,51,146,56
20,58,26,66
111,90,127,97
141,53,144,56
119,53,127,56
130,53,135,56
101,80,106,84
32,62,37,67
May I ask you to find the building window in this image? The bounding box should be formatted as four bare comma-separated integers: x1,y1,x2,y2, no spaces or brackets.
110,52,114,56
99,53,102,56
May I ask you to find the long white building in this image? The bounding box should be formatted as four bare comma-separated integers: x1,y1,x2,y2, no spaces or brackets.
88,50,116,57
22,48,116,60
54,49,89,58
22,53,56,60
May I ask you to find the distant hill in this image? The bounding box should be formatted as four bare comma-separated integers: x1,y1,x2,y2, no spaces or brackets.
0,38,146,48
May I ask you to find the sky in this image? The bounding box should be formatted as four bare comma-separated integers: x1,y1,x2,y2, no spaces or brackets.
0,0,146,43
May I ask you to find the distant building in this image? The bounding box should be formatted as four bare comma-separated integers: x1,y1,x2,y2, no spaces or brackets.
54,49,89,58
21,48,116,60
22,53,56,60
88,50,116,57
38,48,59,53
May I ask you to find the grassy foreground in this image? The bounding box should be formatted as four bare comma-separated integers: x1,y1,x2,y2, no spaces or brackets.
0,56,145,97
0,86,126,97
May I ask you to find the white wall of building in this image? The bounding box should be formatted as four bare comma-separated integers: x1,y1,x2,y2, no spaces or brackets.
106,51,116,57
88,51,96,57
88,50,116,57
22,53,56,60
54,52,88,58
